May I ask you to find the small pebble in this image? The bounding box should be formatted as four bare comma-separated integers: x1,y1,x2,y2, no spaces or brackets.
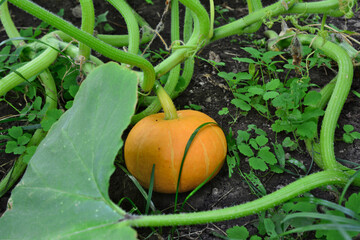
212,188,219,196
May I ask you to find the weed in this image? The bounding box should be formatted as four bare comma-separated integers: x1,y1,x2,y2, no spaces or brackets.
342,124,360,143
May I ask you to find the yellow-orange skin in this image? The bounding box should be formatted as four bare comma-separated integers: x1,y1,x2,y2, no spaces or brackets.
124,110,227,194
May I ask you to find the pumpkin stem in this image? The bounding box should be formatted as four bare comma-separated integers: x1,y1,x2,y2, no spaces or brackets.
155,82,178,120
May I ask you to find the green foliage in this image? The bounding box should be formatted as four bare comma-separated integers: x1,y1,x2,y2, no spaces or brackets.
5,126,31,155
184,103,202,110
236,125,277,172
342,124,360,143
95,11,114,32
0,63,138,239
226,192,360,239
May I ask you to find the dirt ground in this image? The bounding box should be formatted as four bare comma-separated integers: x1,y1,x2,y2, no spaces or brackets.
0,0,360,239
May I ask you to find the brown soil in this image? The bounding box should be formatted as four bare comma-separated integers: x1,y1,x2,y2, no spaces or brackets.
1,0,360,239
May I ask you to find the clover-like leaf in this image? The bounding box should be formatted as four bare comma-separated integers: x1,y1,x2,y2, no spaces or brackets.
8,126,23,139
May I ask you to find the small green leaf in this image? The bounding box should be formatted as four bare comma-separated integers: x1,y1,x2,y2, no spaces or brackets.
244,171,266,195
17,135,31,146
104,23,114,32
343,134,353,143
253,104,268,114
41,109,63,131
189,104,202,111
227,155,236,178
350,131,360,140
263,91,279,100
345,192,360,214
226,226,249,240
258,147,277,165
8,126,23,139
264,218,277,238
241,47,261,58
238,143,254,157
273,143,285,168
95,11,109,26
303,91,321,106
343,124,354,133
218,107,229,115
236,130,250,144
5,141,18,153
233,57,256,64
270,165,284,173
233,93,251,103
250,236,262,240
249,157,267,171
33,96,42,111
265,79,281,91
255,135,268,147
302,108,324,121
272,120,294,133
0,45,11,63
262,51,285,64
65,100,73,109
249,138,259,150
282,137,297,150
288,158,307,172
248,86,264,96
231,99,251,111
296,121,317,139
23,146,37,164
69,85,79,97
13,146,26,155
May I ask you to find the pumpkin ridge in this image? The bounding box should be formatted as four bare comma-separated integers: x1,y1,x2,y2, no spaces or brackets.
134,123,152,180
167,128,177,190
211,125,227,153
197,138,208,178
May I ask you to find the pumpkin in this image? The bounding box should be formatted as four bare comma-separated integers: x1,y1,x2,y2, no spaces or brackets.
124,110,227,194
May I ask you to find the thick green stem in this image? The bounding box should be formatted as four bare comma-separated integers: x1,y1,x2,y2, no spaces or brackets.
131,0,181,123
0,46,59,96
154,0,209,78
39,31,104,69
211,0,346,43
211,0,297,42
107,0,139,55
298,36,354,170
209,0,214,39
78,0,95,60
124,170,348,227
38,69,57,110
286,0,344,17
243,0,263,33
97,10,154,47
0,1,24,47
155,82,178,120
8,0,155,92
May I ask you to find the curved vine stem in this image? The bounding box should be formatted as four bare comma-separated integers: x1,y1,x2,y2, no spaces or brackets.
107,0,140,55
0,46,59,96
7,0,155,92
78,0,95,60
131,0,181,123
0,1,24,47
125,170,348,227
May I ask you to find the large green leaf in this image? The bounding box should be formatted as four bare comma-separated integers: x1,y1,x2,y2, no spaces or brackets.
0,62,138,239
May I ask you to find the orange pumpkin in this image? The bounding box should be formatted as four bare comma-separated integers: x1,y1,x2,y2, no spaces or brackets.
124,110,227,193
